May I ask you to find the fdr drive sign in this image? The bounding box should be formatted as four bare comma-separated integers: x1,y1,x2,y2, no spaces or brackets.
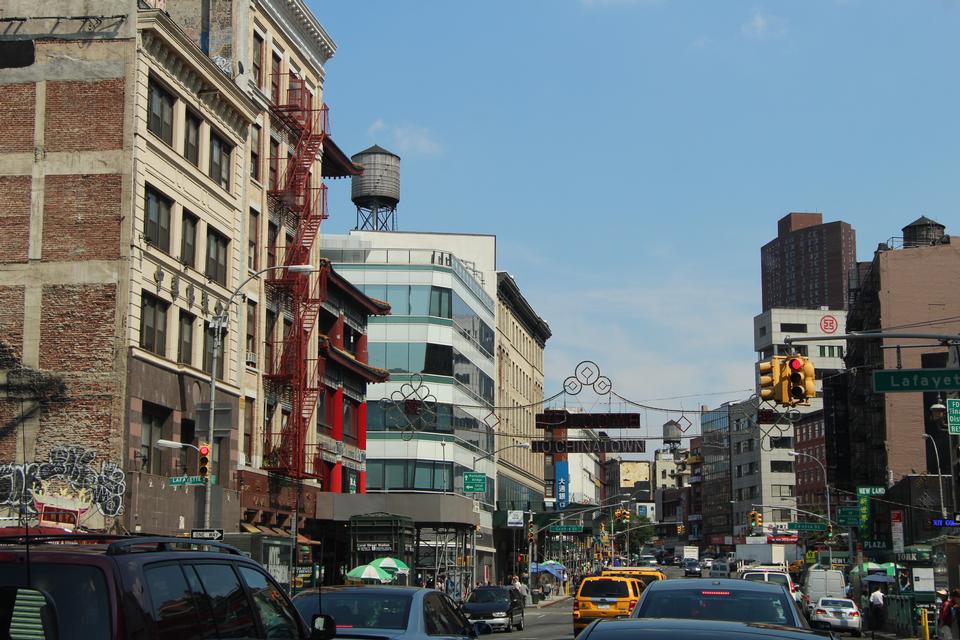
532,439,646,454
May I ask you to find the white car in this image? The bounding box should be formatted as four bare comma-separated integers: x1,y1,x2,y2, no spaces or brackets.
810,597,862,636
741,570,802,604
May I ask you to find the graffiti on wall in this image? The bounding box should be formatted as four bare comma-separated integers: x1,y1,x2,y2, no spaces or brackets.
0,445,126,519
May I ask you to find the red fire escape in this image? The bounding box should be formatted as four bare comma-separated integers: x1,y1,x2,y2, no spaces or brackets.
262,71,331,479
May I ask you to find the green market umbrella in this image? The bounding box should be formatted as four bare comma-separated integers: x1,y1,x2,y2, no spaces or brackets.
347,564,394,583
370,557,410,574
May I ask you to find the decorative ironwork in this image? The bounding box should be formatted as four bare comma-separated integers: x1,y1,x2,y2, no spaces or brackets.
563,361,612,396
379,375,437,441
757,398,801,451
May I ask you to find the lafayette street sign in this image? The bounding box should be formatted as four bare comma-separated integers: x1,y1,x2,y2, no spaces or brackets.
873,369,960,393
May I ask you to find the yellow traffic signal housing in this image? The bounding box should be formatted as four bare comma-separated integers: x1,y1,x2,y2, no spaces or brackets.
784,356,816,406
198,442,211,480
758,357,784,403
756,511,764,527
748,510,757,527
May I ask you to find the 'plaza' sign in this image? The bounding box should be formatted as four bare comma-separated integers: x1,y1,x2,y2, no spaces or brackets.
532,439,646,454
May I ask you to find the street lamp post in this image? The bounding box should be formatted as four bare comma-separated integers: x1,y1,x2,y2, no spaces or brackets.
204,263,314,530
788,451,831,566
922,433,948,518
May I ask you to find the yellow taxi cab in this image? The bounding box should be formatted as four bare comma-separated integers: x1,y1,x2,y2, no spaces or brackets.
601,566,667,588
573,575,643,634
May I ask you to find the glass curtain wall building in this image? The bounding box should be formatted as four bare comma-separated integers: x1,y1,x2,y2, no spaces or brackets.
322,234,497,510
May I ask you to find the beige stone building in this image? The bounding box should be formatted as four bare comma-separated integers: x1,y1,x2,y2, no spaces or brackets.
495,273,551,509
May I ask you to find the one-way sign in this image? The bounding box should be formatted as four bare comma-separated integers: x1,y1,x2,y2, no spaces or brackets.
191,528,224,541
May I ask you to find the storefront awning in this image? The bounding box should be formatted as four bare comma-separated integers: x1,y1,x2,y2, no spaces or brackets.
240,522,261,534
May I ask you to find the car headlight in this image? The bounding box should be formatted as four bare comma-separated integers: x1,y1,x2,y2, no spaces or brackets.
493,612,507,617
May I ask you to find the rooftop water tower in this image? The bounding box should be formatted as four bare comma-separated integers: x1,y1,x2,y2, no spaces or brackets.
352,145,400,231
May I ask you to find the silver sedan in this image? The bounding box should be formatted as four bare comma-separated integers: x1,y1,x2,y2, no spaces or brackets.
809,597,862,636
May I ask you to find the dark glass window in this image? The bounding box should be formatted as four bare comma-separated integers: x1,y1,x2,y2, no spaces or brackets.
770,460,794,473
271,53,282,102
184,111,200,166
144,187,172,252
144,564,202,640
424,343,453,376
205,227,229,286
178,310,194,365
181,211,198,267
430,286,452,318
343,399,356,443
246,301,257,357
269,139,280,190
0,564,110,640
140,292,168,356
203,322,226,377
189,564,258,638
252,33,264,87
243,397,254,462
780,323,808,333
266,221,278,268
250,124,261,181
264,309,276,374
209,132,232,190
148,79,174,144
237,567,299,636
141,403,167,475
247,209,259,270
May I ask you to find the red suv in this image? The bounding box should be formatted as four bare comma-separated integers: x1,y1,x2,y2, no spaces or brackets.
0,534,330,640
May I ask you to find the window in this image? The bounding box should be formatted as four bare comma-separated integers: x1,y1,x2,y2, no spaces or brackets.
178,311,194,365
770,460,794,473
178,418,195,475
246,301,257,358
180,210,198,267
252,33,264,87
271,53,282,102
249,124,261,181
264,309,276,374
184,110,200,166
144,564,201,640
772,484,795,498
147,79,174,144
203,322,226,377
189,564,257,637
140,293,168,356
772,508,793,522
140,404,167,475
269,139,280,190
144,187,172,252
205,227,229,286
780,323,808,333
343,399,356,442
247,209,259,270
243,398,254,462
266,221,278,268
238,567,299,636
209,132,232,190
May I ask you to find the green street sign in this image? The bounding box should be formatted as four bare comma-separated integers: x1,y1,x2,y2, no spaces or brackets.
549,524,584,533
169,475,213,486
857,486,885,496
838,506,860,526
948,399,960,435
789,522,827,531
464,472,487,493
873,369,960,393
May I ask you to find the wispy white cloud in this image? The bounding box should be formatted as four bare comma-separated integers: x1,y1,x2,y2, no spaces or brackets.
741,10,787,39
365,119,442,156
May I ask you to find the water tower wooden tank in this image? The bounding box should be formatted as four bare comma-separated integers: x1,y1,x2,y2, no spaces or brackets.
352,145,400,231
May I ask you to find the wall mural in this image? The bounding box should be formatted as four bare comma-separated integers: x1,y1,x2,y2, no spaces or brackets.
0,445,126,520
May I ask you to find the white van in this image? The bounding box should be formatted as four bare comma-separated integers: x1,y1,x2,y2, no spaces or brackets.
708,560,734,579
803,569,846,613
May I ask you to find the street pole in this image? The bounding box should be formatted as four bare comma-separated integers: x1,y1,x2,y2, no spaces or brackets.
922,434,947,518
790,451,832,566
527,510,534,603
289,479,299,594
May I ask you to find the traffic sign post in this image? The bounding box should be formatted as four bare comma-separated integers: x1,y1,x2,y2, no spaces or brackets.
789,522,827,532
948,399,960,435
170,475,211,486
464,472,487,494
190,529,224,541
549,524,584,534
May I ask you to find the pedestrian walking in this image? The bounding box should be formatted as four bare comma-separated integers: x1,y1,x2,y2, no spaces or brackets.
938,588,960,640
869,585,885,631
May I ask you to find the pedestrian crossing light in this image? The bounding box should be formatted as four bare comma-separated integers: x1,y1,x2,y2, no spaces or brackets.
758,356,785,405
198,442,211,480
784,356,816,406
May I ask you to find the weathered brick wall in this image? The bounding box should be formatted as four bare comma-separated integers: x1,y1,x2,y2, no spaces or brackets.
0,83,35,154
0,176,31,264
44,79,124,152
43,174,122,261
39,284,117,373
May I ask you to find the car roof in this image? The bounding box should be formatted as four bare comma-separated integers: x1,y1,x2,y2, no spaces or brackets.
585,619,826,640
296,585,428,596
644,578,789,593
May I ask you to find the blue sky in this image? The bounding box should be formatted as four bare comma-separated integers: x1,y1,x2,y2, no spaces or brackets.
310,1,960,436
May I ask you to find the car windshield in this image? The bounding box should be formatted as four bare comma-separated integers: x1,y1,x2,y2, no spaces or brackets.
822,599,854,608
468,590,509,604
580,580,629,598
0,563,110,640
294,592,412,630
637,589,792,625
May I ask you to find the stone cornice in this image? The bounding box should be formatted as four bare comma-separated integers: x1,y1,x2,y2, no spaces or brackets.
138,9,259,137
255,0,335,78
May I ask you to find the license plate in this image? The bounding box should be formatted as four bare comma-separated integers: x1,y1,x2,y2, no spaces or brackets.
596,604,610,609
831,610,844,618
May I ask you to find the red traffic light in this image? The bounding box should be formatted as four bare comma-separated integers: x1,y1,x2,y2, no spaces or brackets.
198,445,210,456
787,358,803,371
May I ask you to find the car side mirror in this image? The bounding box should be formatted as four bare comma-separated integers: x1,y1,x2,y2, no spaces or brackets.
312,614,336,640
0,586,59,640
472,621,493,636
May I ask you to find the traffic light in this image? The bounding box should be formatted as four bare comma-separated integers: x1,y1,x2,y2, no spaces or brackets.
784,356,816,406
748,510,757,527
826,524,833,538
675,524,682,535
758,356,785,404
756,511,764,527
527,521,535,543
198,442,210,480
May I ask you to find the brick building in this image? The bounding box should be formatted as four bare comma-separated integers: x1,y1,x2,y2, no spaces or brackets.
0,1,382,540
761,212,857,312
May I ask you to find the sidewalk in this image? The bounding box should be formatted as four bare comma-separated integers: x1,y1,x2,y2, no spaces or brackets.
871,632,921,640
534,594,572,609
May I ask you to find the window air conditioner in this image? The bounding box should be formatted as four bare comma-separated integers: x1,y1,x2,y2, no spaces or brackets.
245,351,257,367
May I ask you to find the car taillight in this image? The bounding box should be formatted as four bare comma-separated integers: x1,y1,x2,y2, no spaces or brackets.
849,611,860,617
628,600,637,610
815,609,827,616
701,591,731,596
791,584,798,591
